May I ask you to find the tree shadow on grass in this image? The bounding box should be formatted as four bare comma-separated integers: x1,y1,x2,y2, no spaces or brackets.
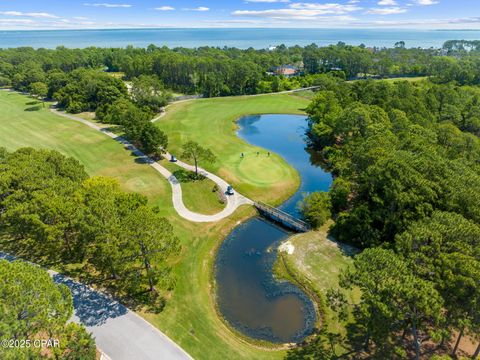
326,234,359,258
26,100,41,106
118,288,166,314
25,105,42,111
344,321,368,352
173,169,205,183
102,125,122,134
134,155,154,165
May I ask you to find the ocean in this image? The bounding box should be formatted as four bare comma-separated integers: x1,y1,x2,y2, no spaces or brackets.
0,28,479,49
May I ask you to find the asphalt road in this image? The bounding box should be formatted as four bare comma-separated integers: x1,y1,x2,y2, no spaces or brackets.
0,252,193,360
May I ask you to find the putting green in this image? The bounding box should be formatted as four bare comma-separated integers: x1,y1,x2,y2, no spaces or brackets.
157,93,310,205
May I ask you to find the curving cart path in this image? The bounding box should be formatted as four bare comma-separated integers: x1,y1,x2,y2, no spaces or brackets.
51,109,253,222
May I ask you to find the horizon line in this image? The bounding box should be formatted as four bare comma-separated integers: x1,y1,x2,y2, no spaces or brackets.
2,26,480,32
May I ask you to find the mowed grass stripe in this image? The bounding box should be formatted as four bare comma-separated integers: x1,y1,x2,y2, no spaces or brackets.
0,91,170,207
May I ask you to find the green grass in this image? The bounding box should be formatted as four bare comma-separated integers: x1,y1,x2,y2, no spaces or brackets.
285,230,356,293
290,90,316,100
181,180,225,215
144,206,287,360
349,76,428,83
0,91,170,205
380,76,428,83
0,91,296,359
159,158,226,215
156,93,310,205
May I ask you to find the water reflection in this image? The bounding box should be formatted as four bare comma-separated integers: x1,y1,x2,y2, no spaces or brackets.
237,115,332,215
215,114,333,343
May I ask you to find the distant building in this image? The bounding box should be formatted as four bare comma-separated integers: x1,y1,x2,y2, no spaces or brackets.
269,65,300,77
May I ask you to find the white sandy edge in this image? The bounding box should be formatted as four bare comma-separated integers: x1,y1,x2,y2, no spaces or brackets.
278,240,295,255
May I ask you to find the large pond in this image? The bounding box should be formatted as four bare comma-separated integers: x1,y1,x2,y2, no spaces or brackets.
215,114,333,343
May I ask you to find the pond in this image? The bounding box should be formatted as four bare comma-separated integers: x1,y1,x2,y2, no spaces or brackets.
215,114,333,343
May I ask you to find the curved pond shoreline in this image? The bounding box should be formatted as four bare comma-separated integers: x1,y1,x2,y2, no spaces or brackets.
215,114,333,344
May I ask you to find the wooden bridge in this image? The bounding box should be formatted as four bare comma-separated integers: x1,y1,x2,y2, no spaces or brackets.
254,201,311,233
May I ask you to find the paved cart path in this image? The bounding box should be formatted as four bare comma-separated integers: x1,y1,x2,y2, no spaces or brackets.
52,109,253,222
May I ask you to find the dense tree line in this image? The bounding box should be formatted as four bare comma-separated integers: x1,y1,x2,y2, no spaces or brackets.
53,68,128,113
97,97,169,157
2,41,480,103
105,43,480,92
0,260,96,360
5,62,173,158
299,79,480,358
443,40,480,54
11,66,168,156
1,43,479,163
0,147,179,302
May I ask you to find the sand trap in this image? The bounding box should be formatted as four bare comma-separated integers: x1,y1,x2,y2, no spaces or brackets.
279,241,295,255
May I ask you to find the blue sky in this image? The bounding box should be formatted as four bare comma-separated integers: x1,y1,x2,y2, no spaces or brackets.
0,0,478,29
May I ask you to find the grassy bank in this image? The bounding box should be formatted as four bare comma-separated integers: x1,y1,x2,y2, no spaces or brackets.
156,93,310,205
143,205,287,360
0,91,298,359
274,223,360,337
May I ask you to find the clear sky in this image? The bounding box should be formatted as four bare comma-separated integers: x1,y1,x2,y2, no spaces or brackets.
0,0,478,30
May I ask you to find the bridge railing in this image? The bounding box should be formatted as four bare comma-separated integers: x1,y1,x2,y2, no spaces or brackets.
254,201,311,232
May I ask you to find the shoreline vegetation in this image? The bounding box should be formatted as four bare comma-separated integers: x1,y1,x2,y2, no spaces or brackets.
273,225,359,336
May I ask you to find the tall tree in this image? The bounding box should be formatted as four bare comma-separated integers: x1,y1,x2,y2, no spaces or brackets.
81,177,128,280
396,211,480,355
29,81,48,103
299,191,331,228
340,248,444,358
130,75,171,112
0,260,95,360
181,140,216,176
123,206,179,292
139,123,168,156
0,148,88,261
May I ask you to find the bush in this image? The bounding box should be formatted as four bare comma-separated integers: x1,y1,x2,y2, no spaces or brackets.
330,177,351,213
0,76,11,87
66,101,83,114
299,192,331,228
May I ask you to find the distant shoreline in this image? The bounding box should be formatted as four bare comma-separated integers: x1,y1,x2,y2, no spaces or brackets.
1,28,479,50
